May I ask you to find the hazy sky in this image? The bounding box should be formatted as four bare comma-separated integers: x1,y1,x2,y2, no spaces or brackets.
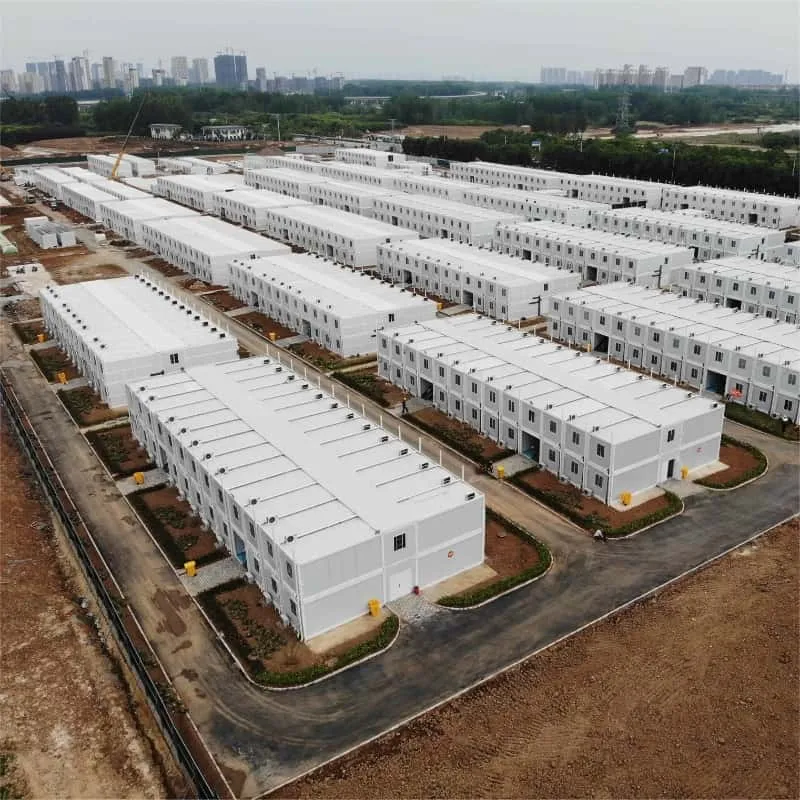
3,0,799,81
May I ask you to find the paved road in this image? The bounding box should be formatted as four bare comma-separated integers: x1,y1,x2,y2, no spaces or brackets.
3,258,799,797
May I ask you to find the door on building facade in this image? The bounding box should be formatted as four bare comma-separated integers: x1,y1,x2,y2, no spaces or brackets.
666,459,675,480
388,568,413,601
233,533,247,566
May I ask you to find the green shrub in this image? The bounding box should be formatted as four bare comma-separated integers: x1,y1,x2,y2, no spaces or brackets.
257,615,399,687
438,509,551,607
725,402,799,441
510,470,682,537
332,370,391,407
695,434,767,489
408,414,514,469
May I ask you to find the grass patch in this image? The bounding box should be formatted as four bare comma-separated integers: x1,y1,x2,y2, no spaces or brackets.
58,386,93,423
725,402,799,441
695,434,767,489
332,370,391,407
85,423,153,477
511,468,683,538
438,509,551,607
29,346,73,382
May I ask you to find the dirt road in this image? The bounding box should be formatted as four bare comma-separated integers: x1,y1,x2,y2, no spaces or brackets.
276,519,799,799
0,421,173,799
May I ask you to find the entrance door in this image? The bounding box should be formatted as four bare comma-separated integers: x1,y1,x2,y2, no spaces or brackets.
666,459,675,479
233,533,247,566
388,568,413,601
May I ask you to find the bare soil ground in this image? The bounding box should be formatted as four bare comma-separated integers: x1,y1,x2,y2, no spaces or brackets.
237,310,297,341
177,276,227,293
516,467,674,529
86,424,153,477
410,406,512,463
129,485,224,568
403,286,460,309
335,366,408,408
288,340,345,370
2,297,41,321
144,257,186,278
58,386,127,427
701,441,763,486
199,580,389,677
277,519,800,800
46,257,127,285
384,124,522,139
30,345,80,382
0,418,171,800
11,319,46,344
200,289,247,312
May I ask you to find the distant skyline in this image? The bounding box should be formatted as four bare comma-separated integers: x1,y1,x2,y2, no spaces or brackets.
3,0,799,82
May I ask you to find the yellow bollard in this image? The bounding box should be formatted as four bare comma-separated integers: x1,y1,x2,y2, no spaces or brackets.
681,466,690,480
496,465,506,480
57,371,67,384
436,302,443,311
36,333,46,343
268,332,277,342
133,471,145,485
368,598,381,617
184,561,197,577
620,491,632,506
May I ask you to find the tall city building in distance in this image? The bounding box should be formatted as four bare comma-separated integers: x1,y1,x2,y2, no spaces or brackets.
214,52,248,88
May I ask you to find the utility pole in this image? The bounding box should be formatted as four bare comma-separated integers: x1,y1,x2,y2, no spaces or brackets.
270,113,281,143
615,87,631,135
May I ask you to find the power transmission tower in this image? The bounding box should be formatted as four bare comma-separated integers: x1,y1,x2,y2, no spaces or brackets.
615,87,632,135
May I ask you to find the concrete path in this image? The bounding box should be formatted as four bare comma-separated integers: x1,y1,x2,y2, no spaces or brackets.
179,556,245,597
115,467,168,495
3,255,798,796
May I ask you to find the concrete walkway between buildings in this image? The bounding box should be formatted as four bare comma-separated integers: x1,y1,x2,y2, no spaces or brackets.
2,250,798,797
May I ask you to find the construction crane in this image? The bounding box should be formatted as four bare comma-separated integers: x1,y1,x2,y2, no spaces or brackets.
111,92,147,180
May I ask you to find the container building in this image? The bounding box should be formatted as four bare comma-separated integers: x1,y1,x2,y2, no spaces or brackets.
376,239,580,319
334,147,406,168
547,283,800,422
40,275,237,407
494,220,693,287
61,182,120,223
213,189,311,229
154,174,246,212
380,314,724,499
244,168,329,200
228,253,437,355
127,357,485,639
100,197,201,244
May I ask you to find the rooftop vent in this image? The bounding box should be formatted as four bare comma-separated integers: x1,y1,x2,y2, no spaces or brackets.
399,448,409,455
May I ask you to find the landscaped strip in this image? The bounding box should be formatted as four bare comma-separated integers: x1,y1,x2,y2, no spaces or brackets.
86,423,154,478
725,401,799,441
695,434,767,489
332,369,392,407
197,578,400,688
407,412,514,470
510,468,683,538
438,509,552,608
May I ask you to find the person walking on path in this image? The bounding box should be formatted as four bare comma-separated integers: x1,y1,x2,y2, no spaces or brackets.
401,399,409,415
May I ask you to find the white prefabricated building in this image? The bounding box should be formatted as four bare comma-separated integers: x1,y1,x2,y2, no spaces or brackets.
334,147,407,168
58,167,112,186
564,174,668,209
458,185,609,227
29,168,76,201
140,216,291,284
86,177,152,202
371,194,523,246
317,162,398,189
257,155,322,173
448,161,571,192
376,239,580,319
380,314,724,500
494,220,693,287
669,257,800,323
228,252,438,356
307,180,396,217
589,207,785,259
87,153,157,178
127,357,486,640
154,173,246,212
547,283,800,422
100,197,201,245
259,204,420,268
25,218,77,249
213,189,312,229
661,185,800,229
39,276,237,407
244,168,329,200
159,156,231,175
773,242,800,266
61,182,120,223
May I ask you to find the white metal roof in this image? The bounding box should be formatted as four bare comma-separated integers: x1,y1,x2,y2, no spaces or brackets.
40,276,232,362
62,182,120,203
142,216,291,257
595,207,778,239
378,239,578,288
33,167,75,184
230,252,436,318
460,185,609,211
374,193,523,223
388,314,721,439
673,185,800,208
557,283,800,368
246,168,329,185
100,197,200,221
58,167,109,184
156,173,245,193
134,358,480,563
682,257,800,291
310,179,396,199
497,220,693,258
214,188,312,209
266,203,422,239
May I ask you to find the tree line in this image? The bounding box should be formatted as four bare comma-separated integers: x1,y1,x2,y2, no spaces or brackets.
403,132,798,196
